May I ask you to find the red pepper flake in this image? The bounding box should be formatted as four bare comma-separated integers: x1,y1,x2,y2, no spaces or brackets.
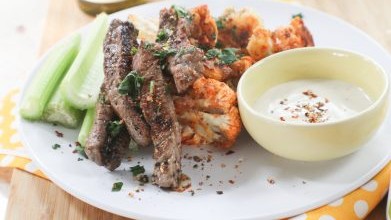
216,191,224,195
302,90,318,98
228,180,235,184
54,130,63,137
280,117,286,121
267,177,275,185
225,150,235,155
193,156,202,162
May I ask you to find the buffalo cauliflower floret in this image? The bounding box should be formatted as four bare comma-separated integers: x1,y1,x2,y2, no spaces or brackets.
247,17,314,61
201,55,254,90
174,77,241,148
190,5,218,49
216,8,262,50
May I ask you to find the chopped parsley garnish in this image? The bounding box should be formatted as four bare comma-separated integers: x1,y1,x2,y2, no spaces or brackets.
215,18,224,30
107,120,124,138
118,70,144,100
112,182,123,192
149,80,155,94
172,5,192,20
292,13,303,19
130,165,145,176
52,144,61,150
177,46,196,56
205,48,240,64
219,48,239,64
153,47,176,61
156,28,171,42
130,46,138,55
205,48,220,59
143,42,154,50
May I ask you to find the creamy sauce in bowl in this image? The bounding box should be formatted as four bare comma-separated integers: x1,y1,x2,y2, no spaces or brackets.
253,79,373,124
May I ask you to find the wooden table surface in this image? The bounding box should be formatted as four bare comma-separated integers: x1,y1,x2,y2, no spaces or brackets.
2,0,390,219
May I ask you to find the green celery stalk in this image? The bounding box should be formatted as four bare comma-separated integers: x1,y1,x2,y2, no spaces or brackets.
61,13,108,110
20,33,81,120
42,89,84,128
78,107,96,147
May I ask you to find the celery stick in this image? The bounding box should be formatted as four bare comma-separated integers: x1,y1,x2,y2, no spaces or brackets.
78,107,96,147
42,89,84,128
20,34,81,120
61,13,108,110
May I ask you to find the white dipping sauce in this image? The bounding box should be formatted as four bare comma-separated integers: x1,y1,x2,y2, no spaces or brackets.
253,79,373,123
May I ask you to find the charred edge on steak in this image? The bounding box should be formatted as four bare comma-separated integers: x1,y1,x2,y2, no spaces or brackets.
158,7,205,94
102,122,130,171
133,42,182,188
85,87,130,171
103,19,151,147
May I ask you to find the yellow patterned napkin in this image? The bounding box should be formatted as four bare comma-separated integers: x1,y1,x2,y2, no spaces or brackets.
0,89,389,219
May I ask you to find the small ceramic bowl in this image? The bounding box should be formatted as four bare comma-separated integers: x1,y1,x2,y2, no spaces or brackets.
237,47,389,161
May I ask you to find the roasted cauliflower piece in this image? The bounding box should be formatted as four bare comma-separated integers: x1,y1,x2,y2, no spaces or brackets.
216,8,262,50
201,55,254,91
174,77,241,148
190,5,218,49
247,17,314,61
179,107,241,148
272,16,314,53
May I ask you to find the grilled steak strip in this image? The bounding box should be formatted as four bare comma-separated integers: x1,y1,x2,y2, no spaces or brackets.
85,88,130,171
158,8,204,94
133,42,182,188
85,88,114,166
104,19,151,147
103,126,130,171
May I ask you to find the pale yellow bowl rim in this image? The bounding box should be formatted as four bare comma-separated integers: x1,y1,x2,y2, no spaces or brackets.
237,47,390,127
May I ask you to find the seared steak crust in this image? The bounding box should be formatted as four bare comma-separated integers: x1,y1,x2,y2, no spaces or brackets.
158,8,204,94
133,42,182,188
103,19,151,147
85,88,114,166
85,88,130,171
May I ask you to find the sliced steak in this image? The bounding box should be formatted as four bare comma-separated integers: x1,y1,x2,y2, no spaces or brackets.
85,88,130,171
133,42,182,188
158,7,204,94
85,88,114,166
103,124,130,171
104,19,151,147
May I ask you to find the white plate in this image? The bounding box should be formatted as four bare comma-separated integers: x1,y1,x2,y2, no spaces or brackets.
19,0,391,219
